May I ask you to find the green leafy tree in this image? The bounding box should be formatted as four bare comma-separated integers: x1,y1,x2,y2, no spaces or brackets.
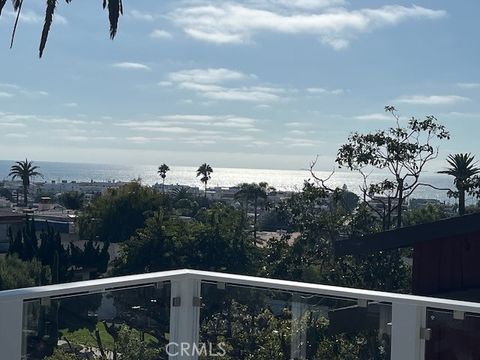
200,288,388,360
404,203,449,226
0,186,13,201
336,106,450,229
9,159,43,206
116,204,254,275
58,191,85,210
78,181,168,243
235,182,275,242
45,326,161,360
69,240,110,275
0,255,51,290
157,163,170,193
9,220,109,283
197,163,213,197
271,181,410,292
438,153,480,215
0,0,123,58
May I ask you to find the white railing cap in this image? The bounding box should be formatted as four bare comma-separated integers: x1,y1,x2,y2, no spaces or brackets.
1,269,480,313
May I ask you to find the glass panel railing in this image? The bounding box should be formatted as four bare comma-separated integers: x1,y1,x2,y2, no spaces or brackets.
21,282,171,360
425,308,480,360
199,282,392,360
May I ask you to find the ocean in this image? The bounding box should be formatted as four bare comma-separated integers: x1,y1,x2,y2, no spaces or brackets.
0,160,461,201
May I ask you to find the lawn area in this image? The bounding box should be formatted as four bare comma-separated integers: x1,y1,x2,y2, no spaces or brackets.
60,322,158,351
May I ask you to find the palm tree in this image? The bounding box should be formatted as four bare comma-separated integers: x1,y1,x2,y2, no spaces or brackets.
9,159,43,207
438,153,480,215
0,0,123,57
196,163,213,197
235,182,275,242
157,164,170,193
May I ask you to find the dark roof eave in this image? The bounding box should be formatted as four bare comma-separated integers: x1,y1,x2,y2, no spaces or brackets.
335,212,480,256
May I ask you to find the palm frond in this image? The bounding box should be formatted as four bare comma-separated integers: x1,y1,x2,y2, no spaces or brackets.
39,0,57,58
11,0,21,10
107,0,122,39
10,0,23,49
438,153,480,186
0,0,8,16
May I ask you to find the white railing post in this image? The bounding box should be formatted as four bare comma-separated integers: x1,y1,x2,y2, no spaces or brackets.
0,299,24,359
291,295,308,360
391,303,426,360
168,277,201,359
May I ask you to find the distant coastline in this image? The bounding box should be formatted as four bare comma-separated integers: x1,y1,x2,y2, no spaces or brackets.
0,159,459,201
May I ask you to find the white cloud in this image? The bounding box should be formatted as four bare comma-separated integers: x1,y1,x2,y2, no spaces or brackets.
126,136,151,144
166,68,284,102
170,3,446,49
18,90,49,97
168,68,247,84
0,83,48,98
113,62,151,71
199,87,280,102
130,10,156,21
307,87,344,95
0,83,20,90
285,122,312,127
64,102,79,108
150,29,173,39
116,114,267,146
395,95,469,105
117,114,259,130
457,82,480,89
0,111,99,126
3,10,67,25
264,0,346,10
354,113,391,121
4,133,28,139
0,122,25,128
288,129,315,136
438,112,480,120
283,137,321,147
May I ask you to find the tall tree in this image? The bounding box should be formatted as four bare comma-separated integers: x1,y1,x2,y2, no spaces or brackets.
235,182,275,242
438,153,480,215
196,163,213,197
336,106,450,229
9,159,43,206
78,181,166,243
0,0,123,57
157,164,170,193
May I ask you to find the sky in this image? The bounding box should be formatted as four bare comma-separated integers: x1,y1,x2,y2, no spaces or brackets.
0,0,479,171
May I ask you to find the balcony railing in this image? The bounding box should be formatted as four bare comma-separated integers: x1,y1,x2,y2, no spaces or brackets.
1,269,480,359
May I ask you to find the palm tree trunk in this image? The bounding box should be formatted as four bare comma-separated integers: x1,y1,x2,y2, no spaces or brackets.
459,188,466,215
162,179,165,194
204,182,207,197
253,196,258,243
23,184,28,207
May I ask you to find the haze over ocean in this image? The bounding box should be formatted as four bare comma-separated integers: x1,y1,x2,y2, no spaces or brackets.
0,160,458,201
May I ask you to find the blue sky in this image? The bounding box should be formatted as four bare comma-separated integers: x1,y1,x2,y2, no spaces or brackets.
0,0,479,170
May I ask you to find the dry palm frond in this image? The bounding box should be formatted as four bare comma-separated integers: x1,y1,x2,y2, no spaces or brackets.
39,0,56,58
108,0,123,39
1,0,124,57
10,0,23,48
